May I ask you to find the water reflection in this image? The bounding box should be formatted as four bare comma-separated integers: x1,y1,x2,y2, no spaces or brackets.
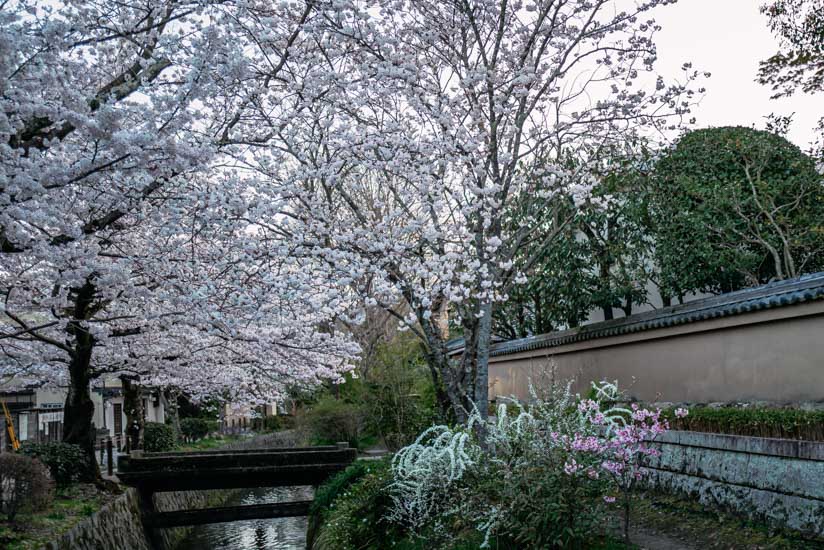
178,486,313,550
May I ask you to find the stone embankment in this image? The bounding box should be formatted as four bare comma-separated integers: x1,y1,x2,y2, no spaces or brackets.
42,430,302,550
647,430,824,538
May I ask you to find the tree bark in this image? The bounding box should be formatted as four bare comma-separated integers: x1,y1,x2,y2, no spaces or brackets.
165,387,181,442
474,301,492,423
62,281,101,482
421,319,462,423
62,349,100,481
621,295,633,317
121,376,145,452
602,305,614,321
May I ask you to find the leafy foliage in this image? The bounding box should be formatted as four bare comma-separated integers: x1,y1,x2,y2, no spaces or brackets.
495,155,656,338
300,334,438,451
759,0,824,158
495,190,596,336
19,443,88,487
311,458,402,550
260,415,289,432
310,461,372,518
179,418,215,441
759,0,824,99
386,381,670,547
0,454,53,522
359,336,438,450
646,126,824,298
299,395,366,449
310,381,671,549
664,406,824,441
143,422,176,452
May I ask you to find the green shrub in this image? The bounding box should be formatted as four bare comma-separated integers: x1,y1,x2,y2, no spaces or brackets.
360,335,438,451
180,417,212,440
311,458,402,550
310,458,492,550
144,422,176,452
19,442,88,487
300,396,365,448
663,406,824,441
310,460,370,517
260,415,285,432
0,454,53,521
493,460,606,548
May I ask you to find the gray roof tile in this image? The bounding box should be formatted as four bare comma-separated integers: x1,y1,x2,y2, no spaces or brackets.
484,272,824,357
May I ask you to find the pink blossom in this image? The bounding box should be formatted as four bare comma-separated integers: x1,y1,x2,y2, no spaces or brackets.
563,459,580,476
571,435,604,453
601,460,624,475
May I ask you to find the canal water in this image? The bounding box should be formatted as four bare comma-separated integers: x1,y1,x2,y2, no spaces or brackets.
178,486,313,550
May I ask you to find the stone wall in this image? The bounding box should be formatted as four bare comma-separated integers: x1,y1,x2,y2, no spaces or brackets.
43,489,149,550
41,487,232,550
646,430,824,538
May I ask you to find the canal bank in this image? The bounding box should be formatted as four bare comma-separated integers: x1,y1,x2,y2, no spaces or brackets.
40,431,304,550
41,487,235,550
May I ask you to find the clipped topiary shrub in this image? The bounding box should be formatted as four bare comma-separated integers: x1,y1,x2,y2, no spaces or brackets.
19,442,88,487
0,454,53,521
144,422,176,452
180,417,212,440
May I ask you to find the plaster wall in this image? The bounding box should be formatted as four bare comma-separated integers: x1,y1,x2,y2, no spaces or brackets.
488,303,824,404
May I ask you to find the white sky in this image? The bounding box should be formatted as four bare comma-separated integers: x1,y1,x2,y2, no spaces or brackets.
652,0,822,149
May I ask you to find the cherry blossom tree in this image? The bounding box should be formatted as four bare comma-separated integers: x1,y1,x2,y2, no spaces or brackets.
245,0,703,422
1,0,358,477
2,1,705,474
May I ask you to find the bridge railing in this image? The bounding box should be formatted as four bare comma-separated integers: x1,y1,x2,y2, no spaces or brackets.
117,443,358,532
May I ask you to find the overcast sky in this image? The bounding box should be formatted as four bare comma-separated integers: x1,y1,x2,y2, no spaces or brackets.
652,0,821,150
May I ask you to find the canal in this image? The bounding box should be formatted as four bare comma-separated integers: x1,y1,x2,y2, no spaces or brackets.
178,486,314,550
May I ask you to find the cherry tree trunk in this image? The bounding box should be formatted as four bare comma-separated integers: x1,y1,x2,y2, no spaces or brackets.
62,319,101,481
121,376,144,452
474,301,492,423
420,315,461,423
165,388,181,442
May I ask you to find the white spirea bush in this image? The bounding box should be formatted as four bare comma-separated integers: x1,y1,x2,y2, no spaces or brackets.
386,379,659,547
387,423,480,529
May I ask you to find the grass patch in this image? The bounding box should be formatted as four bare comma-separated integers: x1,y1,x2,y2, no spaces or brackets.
0,484,114,550
174,434,244,452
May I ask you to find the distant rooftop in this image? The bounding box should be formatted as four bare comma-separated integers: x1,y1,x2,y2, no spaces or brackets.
451,272,824,358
